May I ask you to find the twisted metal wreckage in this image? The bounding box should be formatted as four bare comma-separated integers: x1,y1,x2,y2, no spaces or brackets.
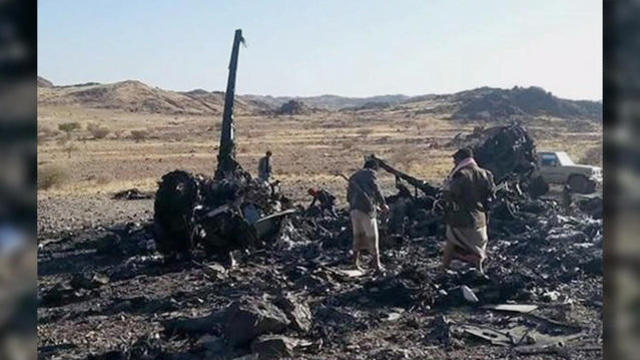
152,29,602,265
35,30,603,360
153,29,295,262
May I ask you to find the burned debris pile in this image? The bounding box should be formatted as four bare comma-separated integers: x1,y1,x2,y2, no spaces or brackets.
374,124,551,244
153,168,293,261
448,124,548,197
116,123,601,358
112,188,154,200
38,123,602,359
37,30,602,359
153,29,295,262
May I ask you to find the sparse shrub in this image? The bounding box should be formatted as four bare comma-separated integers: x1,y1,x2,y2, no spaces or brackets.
130,129,150,142
93,127,110,139
58,122,81,137
87,123,110,139
37,165,68,190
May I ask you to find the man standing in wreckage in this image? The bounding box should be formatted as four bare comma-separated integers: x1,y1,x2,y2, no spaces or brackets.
441,147,495,275
258,150,272,183
347,157,389,272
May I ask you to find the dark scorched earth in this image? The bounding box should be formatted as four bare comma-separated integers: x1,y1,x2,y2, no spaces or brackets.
37,125,603,360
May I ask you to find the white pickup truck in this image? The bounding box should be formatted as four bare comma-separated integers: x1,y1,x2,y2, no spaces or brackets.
537,151,602,194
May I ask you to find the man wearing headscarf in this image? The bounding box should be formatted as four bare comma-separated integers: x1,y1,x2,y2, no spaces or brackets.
347,157,389,272
441,147,495,274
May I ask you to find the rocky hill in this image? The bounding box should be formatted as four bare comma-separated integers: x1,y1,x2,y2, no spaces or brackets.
37,80,266,115
275,100,313,115
38,77,601,121
403,86,602,122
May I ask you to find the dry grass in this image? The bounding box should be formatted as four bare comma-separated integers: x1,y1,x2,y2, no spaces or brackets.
38,165,69,190
130,129,150,142
532,128,602,166
37,105,602,200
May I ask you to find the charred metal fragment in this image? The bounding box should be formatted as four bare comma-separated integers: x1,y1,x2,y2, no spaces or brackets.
153,29,295,260
153,170,200,257
373,155,439,197
215,29,245,180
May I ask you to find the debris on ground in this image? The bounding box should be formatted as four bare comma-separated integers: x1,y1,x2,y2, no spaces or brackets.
112,188,154,200
250,335,299,360
38,121,602,357
37,28,602,359
223,298,291,346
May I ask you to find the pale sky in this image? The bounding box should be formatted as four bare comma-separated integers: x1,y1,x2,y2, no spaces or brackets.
38,0,602,100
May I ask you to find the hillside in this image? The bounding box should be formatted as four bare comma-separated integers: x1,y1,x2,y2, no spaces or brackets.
401,86,602,122
241,94,410,111
38,78,602,122
37,80,265,115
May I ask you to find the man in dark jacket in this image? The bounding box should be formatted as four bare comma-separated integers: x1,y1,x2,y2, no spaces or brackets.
441,148,495,274
258,150,272,182
347,158,389,271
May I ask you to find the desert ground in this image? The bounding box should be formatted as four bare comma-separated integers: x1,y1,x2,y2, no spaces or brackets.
37,101,602,359
37,105,601,231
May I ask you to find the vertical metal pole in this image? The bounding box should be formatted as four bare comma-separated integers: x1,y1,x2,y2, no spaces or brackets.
215,29,243,179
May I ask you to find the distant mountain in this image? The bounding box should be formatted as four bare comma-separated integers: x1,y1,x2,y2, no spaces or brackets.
243,94,410,111
446,86,602,122
37,80,264,115
37,77,602,122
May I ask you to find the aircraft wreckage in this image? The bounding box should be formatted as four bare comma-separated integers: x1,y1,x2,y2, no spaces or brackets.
152,29,601,266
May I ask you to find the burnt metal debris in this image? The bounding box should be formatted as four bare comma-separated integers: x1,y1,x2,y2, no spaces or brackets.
153,167,293,260
39,121,602,359
153,29,294,261
215,28,245,180
43,30,600,359
112,188,154,200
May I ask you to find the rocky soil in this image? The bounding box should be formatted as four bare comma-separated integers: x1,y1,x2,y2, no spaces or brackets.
37,189,602,360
